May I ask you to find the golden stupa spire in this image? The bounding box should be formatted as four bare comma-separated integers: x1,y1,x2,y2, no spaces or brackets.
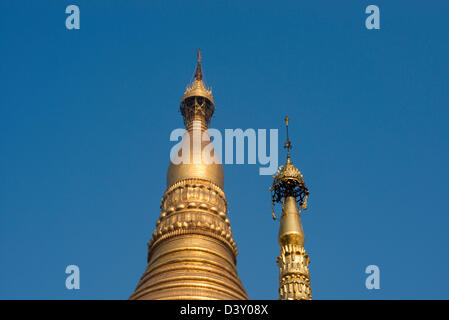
130,50,247,300
181,48,214,126
270,117,312,300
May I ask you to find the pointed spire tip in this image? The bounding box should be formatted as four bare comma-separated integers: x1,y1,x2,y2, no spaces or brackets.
284,116,292,161
195,48,203,81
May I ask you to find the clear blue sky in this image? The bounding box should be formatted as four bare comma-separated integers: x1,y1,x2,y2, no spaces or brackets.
1,1,448,299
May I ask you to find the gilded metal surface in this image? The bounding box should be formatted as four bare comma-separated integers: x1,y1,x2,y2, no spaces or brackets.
277,242,312,300
270,118,309,213
167,124,224,189
278,196,305,247
181,49,214,106
130,51,247,300
271,117,312,300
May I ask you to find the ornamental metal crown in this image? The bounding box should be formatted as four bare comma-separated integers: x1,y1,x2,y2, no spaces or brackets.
270,117,309,219
180,49,214,105
271,157,309,208
181,78,214,105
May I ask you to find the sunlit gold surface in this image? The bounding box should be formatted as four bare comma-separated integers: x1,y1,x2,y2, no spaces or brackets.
278,196,305,247
272,117,312,300
181,49,214,105
277,196,311,300
167,124,224,189
130,51,247,300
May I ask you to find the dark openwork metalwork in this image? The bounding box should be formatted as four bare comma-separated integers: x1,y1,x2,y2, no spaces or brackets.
180,96,214,128
270,117,309,219
271,172,309,206
179,49,215,129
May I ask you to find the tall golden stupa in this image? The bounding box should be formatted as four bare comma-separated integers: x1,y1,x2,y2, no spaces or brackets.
130,50,248,300
130,52,312,300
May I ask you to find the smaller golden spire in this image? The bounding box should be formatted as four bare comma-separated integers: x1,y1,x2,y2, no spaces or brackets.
271,117,312,300
277,118,306,245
